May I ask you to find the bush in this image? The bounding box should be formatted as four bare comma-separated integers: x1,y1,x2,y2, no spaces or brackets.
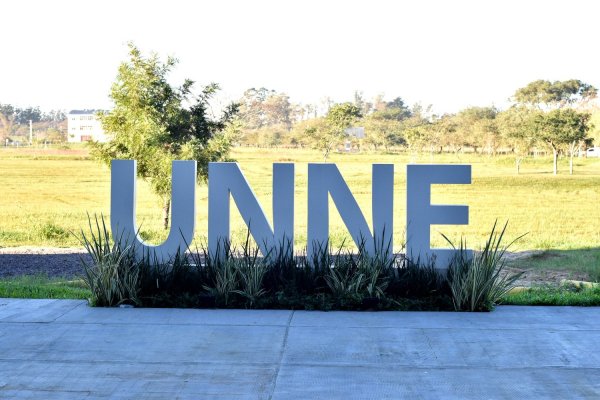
445,221,524,311
77,215,141,306
77,218,520,312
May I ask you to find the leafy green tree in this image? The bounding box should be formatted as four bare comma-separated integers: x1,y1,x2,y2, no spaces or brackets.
362,117,404,151
0,104,16,143
306,102,362,160
15,107,43,124
514,79,597,109
238,88,292,129
396,104,430,155
589,108,600,146
513,79,596,173
532,109,591,175
497,107,537,174
91,43,238,229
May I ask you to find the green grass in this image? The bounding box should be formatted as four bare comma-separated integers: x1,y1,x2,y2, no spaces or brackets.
503,285,600,306
0,146,599,253
0,275,90,300
1,146,598,306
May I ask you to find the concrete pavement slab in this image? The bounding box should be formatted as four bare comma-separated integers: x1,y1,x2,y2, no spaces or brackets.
1,299,599,399
0,299,84,323
270,365,600,400
55,305,292,326
291,306,600,330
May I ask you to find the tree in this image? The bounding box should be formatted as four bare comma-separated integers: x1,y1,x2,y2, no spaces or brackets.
238,88,292,129
15,107,42,124
0,104,16,143
497,107,537,174
362,117,404,151
454,107,499,154
305,102,362,160
91,43,238,229
514,79,597,174
532,109,591,175
514,79,597,110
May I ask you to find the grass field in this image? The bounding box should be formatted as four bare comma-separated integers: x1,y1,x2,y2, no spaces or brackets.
0,146,599,270
1,145,599,303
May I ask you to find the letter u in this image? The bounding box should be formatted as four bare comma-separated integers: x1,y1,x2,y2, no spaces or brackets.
110,160,197,263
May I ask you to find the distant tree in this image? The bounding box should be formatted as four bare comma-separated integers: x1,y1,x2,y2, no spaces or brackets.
0,104,16,142
497,107,537,174
433,114,461,154
15,107,42,124
362,117,404,151
306,102,362,160
454,107,499,154
91,43,238,229
386,97,412,118
238,88,292,130
589,108,600,146
514,79,597,110
402,106,433,155
532,108,591,175
514,79,596,174
353,90,372,115
42,110,67,122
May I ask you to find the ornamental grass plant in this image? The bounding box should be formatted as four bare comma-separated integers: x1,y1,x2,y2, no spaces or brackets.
76,215,141,307
78,216,522,311
445,221,524,311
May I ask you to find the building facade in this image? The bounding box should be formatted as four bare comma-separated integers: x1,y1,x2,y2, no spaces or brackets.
67,110,108,142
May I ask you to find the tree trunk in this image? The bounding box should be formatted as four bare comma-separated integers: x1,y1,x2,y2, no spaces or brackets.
162,199,171,230
569,153,574,175
516,157,521,175
552,147,558,175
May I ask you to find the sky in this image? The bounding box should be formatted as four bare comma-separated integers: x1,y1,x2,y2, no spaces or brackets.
1,0,599,115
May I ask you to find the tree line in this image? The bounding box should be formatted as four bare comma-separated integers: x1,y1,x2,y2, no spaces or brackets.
0,105,66,144
235,80,599,175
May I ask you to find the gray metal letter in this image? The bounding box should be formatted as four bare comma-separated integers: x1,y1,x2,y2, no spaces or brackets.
307,164,393,258
208,162,294,258
406,164,471,270
110,159,197,263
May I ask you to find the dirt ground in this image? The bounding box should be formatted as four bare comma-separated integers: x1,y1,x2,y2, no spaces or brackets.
0,247,592,285
503,250,590,287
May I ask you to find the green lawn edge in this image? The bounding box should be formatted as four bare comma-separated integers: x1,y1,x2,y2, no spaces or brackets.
3,275,600,307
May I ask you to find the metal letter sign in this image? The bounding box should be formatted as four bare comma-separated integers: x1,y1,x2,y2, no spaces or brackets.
307,164,393,257
406,164,472,269
208,162,294,259
110,160,471,270
111,160,196,263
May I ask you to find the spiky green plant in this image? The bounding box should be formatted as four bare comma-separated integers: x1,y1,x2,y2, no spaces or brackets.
231,233,268,308
201,239,240,306
445,221,524,311
76,214,141,307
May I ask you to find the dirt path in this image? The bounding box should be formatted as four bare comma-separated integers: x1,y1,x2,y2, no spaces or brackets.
0,247,590,285
0,247,89,278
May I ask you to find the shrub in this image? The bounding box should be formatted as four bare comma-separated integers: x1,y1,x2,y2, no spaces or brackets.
76,217,523,312
445,221,524,311
77,215,141,306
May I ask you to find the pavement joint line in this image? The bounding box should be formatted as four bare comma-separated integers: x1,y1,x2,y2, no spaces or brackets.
1,358,597,371
1,320,598,332
49,300,87,323
0,321,294,328
0,358,279,367
267,310,294,400
267,363,600,371
282,324,599,332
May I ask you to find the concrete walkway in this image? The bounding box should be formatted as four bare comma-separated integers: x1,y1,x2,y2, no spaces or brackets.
0,299,599,399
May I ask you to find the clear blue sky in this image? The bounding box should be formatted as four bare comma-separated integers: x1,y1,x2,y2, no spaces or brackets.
2,0,599,114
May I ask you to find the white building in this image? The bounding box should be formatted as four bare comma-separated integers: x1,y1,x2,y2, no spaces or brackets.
67,110,108,143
